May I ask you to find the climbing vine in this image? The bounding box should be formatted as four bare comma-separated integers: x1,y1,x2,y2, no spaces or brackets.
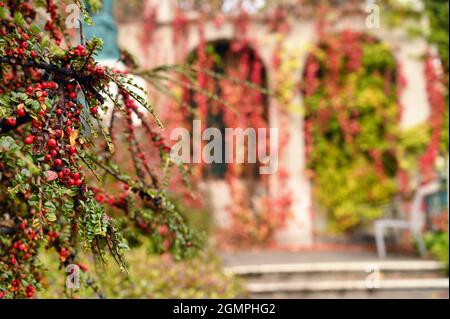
303,31,403,232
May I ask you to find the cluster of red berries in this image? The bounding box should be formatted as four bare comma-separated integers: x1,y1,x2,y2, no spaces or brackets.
57,167,84,187
18,220,38,241
47,230,61,242
0,279,35,298
65,83,80,101
23,81,57,104
3,31,33,58
26,285,35,298
92,186,129,207
46,0,58,21
85,64,106,79
1,219,39,299
71,44,88,57
20,80,85,189
0,276,34,298
44,20,62,44
43,137,83,186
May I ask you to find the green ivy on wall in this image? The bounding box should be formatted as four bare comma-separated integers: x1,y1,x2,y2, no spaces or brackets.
304,32,402,232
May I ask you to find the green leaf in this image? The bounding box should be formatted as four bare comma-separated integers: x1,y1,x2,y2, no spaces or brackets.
0,136,20,152
44,201,57,213
29,24,40,34
46,213,57,222
13,12,26,27
0,6,10,19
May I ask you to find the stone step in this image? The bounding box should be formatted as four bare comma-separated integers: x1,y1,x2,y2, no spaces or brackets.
227,260,446,275
248,283,449,299
225,260,449,299
226,260,446,281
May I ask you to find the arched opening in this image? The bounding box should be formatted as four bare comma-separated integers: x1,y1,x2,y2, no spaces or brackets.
184,39,269,181
301,31,401,233
172,38,279,246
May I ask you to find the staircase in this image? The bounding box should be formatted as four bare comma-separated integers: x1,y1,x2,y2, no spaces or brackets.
225,260,449,299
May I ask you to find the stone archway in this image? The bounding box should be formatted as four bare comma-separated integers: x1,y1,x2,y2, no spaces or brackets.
183,39,272,233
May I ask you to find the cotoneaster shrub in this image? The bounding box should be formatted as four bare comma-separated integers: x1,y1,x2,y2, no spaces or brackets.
0,0,201,299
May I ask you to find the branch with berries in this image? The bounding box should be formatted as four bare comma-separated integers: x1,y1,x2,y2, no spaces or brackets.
0,0,201,299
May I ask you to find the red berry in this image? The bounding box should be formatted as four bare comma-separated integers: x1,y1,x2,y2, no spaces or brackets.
60,248,69,258
158,224,169,236
47,139,57,148
26,286,35,298
6,117,16,126
69,92,77,99
54,158,63,167
72,172,81,180
30,50,38,58
69,146,77,155
45,154,52,162
90,107,98,115
16,107,26,117
24,135,34,145
96,67,105,76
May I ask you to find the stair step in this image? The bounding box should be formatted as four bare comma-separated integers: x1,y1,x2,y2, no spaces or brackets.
226,260,449,298
246,278,449,293
226,260,446,282
226,260,445,275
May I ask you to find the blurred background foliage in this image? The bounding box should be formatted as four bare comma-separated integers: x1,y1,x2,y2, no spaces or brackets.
40,246,245,298
29,0,450,297
304,35,401,232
